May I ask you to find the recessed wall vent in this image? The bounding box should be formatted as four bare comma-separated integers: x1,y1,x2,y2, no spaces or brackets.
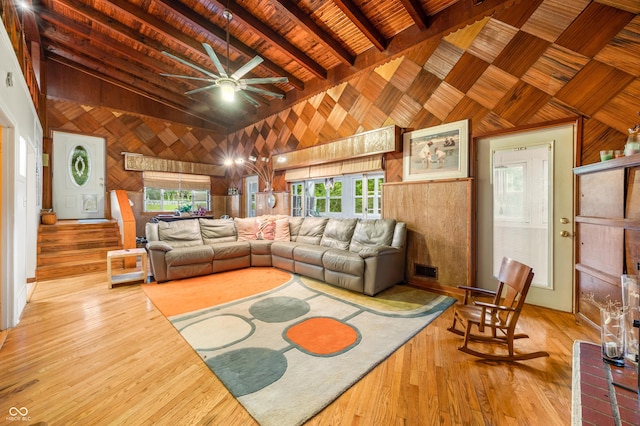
415,263,437,279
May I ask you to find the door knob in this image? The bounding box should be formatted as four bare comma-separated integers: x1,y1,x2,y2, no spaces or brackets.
560,230,572,237
560,217,570,224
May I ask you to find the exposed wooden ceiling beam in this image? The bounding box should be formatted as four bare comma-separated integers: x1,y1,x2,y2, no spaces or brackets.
399,0,431,31
223,0,328,80
153,0,303,91
45,51,228,128
332,0,388,51
274,0,355,66
38,10,265,117
49,0,182,59
46,0,278,111
39,31,222,116
100,0,220,65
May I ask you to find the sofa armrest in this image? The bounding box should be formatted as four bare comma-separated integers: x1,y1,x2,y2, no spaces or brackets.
146,241,173,252
357,245,397,258
362,247,405,296
146,241,172,282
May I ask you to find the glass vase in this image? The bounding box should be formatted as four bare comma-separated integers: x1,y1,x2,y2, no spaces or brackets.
601,307,625,366
622,274,640,364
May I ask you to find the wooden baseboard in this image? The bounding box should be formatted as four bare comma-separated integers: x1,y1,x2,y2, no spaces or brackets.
27,281,38,301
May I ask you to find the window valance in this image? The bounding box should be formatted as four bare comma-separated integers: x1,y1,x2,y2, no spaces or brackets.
124,153,225,177
143,171,211,191
273,125,400,171
284,155,383,181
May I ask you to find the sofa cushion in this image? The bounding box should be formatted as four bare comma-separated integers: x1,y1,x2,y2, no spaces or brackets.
158,220,203,248
296,217,329,245
212,241,251,260
199,218,237,244
249,240,273,255
320,218,358,250
293,244,331,265
271,241,304,259
349,219,397,254
288,217,304,241
165,245,213,267
322,249,364,276
235,218,257,241
274,218,291,241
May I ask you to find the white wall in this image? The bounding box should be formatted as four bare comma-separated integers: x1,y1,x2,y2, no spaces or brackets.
0,18,43,329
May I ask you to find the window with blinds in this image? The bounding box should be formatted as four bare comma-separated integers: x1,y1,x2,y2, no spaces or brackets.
143,171,210,213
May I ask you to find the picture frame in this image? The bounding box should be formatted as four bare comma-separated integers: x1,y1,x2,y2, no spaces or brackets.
402,119,469,182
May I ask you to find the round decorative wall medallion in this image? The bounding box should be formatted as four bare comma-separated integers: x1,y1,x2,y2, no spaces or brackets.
267,193,276,208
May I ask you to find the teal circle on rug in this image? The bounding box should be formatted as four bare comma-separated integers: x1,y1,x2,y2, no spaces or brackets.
249,296,310,323
206,347,287,396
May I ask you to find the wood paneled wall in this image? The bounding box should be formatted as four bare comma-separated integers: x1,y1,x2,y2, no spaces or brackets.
45,1,639,286
383,180,473,292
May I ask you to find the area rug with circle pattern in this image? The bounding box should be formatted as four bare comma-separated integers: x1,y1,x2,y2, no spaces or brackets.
143,268,456,426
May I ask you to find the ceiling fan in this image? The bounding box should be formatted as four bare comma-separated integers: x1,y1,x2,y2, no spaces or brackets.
160,9,288,107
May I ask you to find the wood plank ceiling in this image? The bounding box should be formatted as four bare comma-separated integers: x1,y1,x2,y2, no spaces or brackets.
32,0,471,131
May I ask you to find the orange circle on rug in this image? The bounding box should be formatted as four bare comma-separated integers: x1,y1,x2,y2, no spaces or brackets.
285,317,360,356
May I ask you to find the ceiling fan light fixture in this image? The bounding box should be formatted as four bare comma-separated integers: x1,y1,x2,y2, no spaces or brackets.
219,80,235,102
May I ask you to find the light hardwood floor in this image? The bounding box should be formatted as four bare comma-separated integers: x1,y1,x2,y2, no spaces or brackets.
0,271,599,425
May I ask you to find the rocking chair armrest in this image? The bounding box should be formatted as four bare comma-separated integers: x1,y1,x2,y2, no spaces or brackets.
473,300,517,312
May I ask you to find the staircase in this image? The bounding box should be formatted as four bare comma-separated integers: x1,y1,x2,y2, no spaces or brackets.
37,220,124,281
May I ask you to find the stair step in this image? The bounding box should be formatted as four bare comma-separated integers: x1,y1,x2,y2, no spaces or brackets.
38,221,118,232
36,259,112,281
38,239,122,253
38,229,121,243
37,247,120,266
36,220,125,281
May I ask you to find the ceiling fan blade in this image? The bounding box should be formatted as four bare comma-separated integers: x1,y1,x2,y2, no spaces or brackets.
160,73,215,83
238,91,260,107
241,77,289,85
162,51,220,80
185,84,219,95
231,56,264,80
243,85,285,99
202,43,228,78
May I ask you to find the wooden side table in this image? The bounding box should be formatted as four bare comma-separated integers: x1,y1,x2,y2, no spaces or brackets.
107,248,148,289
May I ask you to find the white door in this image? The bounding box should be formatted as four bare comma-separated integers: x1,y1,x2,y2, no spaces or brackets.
53,131,106,219
477,123,575,312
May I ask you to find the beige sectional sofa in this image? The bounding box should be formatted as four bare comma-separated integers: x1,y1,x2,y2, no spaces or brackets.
145,216,406,296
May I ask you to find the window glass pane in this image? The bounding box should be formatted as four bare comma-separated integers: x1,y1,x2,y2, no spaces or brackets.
330,181,342,196
192,190,210,211
355,179,363,196
291,183,303,216
316,198,326,213
145,188,162,212
355,198,363,213
494,164,525,221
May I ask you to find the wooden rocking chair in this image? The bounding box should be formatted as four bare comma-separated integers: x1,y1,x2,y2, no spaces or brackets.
447,257,550,361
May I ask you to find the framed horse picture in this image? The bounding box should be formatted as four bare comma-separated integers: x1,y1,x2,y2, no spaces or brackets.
402,119,469,182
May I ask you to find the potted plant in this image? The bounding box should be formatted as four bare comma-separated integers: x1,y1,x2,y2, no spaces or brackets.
179,204,192,217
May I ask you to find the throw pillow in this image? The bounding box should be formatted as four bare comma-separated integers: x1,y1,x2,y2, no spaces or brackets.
255,219,276,240
274,218,290,241
235,217,257,241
